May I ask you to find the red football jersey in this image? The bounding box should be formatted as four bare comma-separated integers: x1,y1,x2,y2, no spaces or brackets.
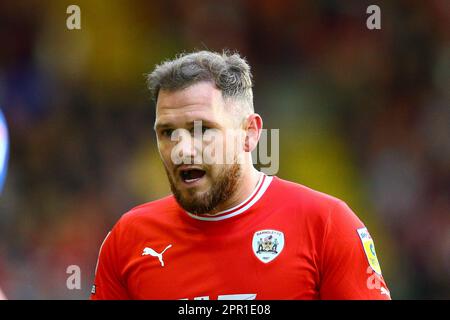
91,174,390,300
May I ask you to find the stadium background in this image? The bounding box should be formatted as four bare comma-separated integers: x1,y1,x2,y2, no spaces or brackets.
0,0,448,299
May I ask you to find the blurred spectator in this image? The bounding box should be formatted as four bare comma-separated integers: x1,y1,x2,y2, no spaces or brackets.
0,0,448,299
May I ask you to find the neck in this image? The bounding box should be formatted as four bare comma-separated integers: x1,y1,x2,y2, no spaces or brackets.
206,164,261,216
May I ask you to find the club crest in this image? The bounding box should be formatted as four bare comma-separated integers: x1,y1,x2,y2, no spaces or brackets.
252,230,284,263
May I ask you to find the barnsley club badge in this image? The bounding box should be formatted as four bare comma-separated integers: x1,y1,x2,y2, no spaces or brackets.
252,230,285,263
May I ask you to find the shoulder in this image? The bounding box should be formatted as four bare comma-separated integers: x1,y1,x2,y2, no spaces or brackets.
95,195,180,271
112,195,179,234
271,176,344,212
270,176,361,228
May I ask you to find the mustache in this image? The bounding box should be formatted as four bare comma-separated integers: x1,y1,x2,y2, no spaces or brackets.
175,164,207,172
167,163,242,214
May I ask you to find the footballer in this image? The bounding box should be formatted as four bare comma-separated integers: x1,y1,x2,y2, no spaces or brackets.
91,50,390,300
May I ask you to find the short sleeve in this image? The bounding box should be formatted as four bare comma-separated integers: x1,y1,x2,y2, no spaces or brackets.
319,201,391,300
90,224,130,300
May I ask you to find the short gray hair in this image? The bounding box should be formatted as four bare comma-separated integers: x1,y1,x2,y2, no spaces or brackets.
147,50,254,116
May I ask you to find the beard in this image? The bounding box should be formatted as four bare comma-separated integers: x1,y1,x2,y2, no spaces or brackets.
165,163,242,215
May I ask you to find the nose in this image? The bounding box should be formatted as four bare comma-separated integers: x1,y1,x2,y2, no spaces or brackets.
179,130,197,158
172,129,202,164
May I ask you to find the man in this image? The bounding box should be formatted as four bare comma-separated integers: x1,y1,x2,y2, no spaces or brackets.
91,50,390,300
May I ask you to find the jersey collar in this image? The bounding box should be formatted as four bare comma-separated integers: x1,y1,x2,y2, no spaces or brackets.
184,172,273,222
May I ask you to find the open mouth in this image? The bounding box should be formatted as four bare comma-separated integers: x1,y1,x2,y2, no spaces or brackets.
179,168,206,184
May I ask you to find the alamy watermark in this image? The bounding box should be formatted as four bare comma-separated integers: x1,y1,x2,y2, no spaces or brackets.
366,5,381,30
165,121,279,175
65,4,380,31
66,265,81,290
66,5,81,30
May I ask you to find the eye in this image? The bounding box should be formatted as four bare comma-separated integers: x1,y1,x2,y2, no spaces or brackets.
161,129,174,137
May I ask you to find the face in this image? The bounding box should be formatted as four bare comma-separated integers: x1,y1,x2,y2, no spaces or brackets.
154,82,246,214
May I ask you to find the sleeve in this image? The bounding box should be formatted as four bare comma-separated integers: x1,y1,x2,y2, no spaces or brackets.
90,224,130,300
319,200,391,300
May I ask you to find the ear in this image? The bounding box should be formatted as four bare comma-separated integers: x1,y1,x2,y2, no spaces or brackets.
243,114,263,152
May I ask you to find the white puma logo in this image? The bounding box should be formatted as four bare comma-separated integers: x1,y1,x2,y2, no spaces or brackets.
142,244,172,267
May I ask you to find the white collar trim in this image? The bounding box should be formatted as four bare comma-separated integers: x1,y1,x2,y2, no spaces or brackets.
185,173,273,222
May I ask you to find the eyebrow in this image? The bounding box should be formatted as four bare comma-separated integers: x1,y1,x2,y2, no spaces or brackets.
154,122,171,131
154,120,220,131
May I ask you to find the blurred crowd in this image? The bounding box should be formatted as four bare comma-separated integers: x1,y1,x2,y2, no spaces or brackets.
0,0,448,299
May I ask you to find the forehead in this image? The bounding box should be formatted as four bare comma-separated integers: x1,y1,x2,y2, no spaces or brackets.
155,82,226,126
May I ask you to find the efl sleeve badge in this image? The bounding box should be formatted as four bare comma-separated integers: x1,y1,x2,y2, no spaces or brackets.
357,227,382,275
